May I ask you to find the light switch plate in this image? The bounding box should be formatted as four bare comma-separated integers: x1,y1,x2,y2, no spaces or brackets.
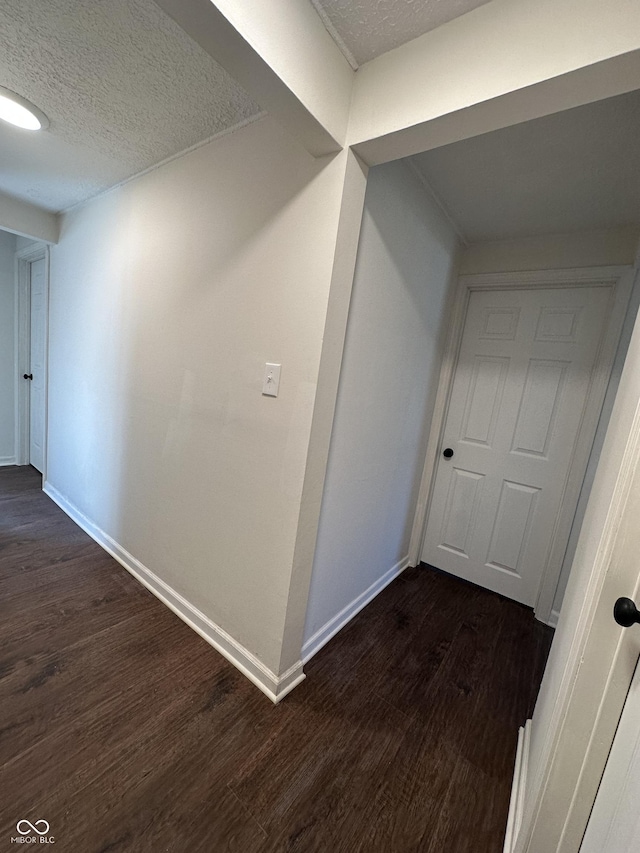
262,363,281,397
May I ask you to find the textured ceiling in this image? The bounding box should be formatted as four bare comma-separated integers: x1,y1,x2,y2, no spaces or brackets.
411,90,640,242
310,0,493,67
0,0,262,212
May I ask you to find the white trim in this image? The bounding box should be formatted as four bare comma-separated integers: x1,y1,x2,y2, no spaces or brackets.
301,556,409,663
407,257,469,567
546,609,561,629
460,266,633,287
504,720,532,853
14,243,49,476
15,250,30,465
409,265,633,624
503,726,523,853
515,275,640,850
0,456,16,467
43,482,305,704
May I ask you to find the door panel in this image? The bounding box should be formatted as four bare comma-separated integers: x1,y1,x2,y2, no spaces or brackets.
580,656,640,852
486,480,539,577
421,285,613,605
480,306,520,340
440,467,484,557
461,356,509,446
535,306,582,341
511,359,568,457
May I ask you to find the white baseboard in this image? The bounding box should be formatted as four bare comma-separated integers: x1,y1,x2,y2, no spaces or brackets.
547,608,560,629
535,608,560,629
43,481,304,704
0,456,16,467
301,556,410,664
503,718,532,853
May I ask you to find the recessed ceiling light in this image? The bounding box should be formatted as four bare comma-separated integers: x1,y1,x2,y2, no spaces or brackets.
0,86,48,131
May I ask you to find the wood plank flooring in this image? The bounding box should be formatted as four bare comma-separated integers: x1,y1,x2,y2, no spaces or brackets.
0,466,553,852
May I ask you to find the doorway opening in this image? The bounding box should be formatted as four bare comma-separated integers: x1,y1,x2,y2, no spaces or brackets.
413,267,635,626
16,242,49,476
304,89,640,655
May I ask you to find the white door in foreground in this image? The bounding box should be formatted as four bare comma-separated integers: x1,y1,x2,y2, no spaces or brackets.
581,653,640,852
421,285,612,606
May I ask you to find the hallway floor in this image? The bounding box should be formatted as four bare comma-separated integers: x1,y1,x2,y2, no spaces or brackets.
0,466,553,852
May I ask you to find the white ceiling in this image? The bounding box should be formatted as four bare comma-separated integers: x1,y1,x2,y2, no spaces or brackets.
0,0,262,212
1,0,638,241
411,90,640,243
310,0,493,67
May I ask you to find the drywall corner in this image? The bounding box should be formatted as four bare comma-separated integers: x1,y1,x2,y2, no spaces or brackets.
275,147,369,676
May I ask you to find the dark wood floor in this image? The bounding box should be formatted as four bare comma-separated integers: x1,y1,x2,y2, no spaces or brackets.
0,466,553,852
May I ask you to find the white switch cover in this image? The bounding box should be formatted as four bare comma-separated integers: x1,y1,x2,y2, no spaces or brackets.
262,363,281,397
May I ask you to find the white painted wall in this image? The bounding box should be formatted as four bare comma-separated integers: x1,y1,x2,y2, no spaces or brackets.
0,230,17,464
349,0,640,165
302,160,459,655
460,228,640,275
46,115,350,677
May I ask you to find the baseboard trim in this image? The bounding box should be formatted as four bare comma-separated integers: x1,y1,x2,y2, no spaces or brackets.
0,456,16,467
547,608,560,629
503,718,532,853
43,482,304,704
302,556,410,664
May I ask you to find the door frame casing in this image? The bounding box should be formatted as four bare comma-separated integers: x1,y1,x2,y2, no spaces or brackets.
408,265,634,623
15,243,50,475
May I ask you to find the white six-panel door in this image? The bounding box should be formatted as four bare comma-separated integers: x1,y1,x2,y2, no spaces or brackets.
580,654,640,852
421,285,613,606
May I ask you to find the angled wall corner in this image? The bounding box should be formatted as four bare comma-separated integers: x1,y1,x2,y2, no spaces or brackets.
274,147,369,677
153,0,353,157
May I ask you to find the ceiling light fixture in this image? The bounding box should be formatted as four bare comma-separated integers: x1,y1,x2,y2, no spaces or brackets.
0,86,48,131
